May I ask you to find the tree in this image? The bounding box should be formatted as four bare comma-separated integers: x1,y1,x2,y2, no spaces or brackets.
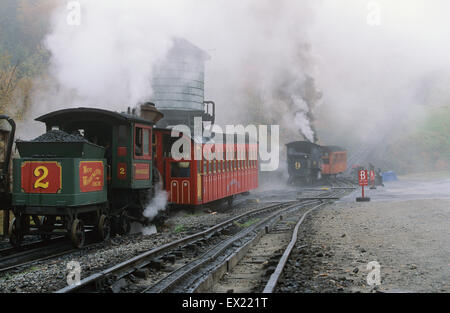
0,54,19,114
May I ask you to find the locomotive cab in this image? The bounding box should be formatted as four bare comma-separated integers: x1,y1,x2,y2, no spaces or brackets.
286,141,323,185
10,106,163,248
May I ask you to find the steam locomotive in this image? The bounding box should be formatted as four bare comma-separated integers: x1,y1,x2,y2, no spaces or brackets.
286,141,347,185
0,39,259,248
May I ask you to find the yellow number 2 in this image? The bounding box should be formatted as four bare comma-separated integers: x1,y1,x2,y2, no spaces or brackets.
34,166,49,189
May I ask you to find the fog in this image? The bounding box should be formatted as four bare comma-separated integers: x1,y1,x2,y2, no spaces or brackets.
21,0,450,173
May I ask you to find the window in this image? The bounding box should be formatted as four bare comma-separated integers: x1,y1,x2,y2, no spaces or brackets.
135,125,152,159
152,133,157,157
171,162,190,178
118,125,129,146
135,127,143,156
143,129,150,155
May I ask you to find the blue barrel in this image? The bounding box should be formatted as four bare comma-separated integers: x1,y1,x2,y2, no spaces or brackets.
382,171,398,182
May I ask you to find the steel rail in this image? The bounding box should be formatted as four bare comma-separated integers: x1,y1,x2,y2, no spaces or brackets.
142,200,322,293
0,231,97,273
171,189,347,293
57,186,348,293
55,201,299,293
263,187,350,293
0,236,64,258
262,203,325,293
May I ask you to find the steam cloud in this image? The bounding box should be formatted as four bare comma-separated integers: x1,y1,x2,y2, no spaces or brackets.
143,183,168,221
23,0,450,172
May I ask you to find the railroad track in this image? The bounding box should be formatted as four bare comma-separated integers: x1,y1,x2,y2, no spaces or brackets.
56,200,315,293
0,195,275,279
262,181,353,293
144,189,347,293
0,230,99,274
57,184,352,293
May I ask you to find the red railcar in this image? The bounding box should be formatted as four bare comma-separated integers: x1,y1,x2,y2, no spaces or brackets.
321,146,347,176
153,129,258,206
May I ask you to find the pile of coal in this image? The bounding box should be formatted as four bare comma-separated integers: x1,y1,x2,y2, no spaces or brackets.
31,130,89,143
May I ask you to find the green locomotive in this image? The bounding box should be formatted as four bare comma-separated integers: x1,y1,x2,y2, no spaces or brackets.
8,104,163,248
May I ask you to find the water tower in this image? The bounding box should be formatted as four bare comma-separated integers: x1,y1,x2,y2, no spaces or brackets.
150,38,215,130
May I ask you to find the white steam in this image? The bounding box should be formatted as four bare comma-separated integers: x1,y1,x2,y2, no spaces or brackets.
34,0,181,114
143,183,168,221
292,95,316,143
24,0,450,172
294,112,314,143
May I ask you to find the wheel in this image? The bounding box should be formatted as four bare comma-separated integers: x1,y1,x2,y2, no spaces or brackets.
9,217,23,247
70,219,85,248
117,213,131,236
97,215,111,241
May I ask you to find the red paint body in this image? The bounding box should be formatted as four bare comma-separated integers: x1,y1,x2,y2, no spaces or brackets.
322,150,347,176
358,170,368,186
153,129,259,206
369,170,375,186
358,169,368,198
134,163,150,180
79,161,104,192
21,161,62,194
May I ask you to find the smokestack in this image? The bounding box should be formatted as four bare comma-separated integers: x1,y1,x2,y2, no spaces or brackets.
140,102,164,124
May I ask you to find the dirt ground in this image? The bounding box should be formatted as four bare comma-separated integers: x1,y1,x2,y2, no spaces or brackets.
280,178,450,293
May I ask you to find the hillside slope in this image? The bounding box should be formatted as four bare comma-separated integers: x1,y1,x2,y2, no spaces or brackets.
383,105,450,174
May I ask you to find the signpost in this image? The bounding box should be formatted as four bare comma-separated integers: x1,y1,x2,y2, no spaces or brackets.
369,169,376,189
356,169,370,202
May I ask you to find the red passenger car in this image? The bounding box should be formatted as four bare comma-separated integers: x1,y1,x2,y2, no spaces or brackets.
321,146,347,177
153,129,258,207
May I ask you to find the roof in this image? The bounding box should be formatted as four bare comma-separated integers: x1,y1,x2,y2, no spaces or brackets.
36,107,157,127
286,141,321,149
169,37,211,62
286,141,322,155
322,145,346,152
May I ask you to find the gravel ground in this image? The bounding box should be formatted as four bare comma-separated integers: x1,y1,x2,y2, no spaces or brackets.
277,198,450,293
164,201,263,233
0,232,187,292
0,199,269,293
0,178,349,293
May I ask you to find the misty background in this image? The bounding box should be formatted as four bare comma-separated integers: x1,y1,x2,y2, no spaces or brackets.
0,0,449,175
